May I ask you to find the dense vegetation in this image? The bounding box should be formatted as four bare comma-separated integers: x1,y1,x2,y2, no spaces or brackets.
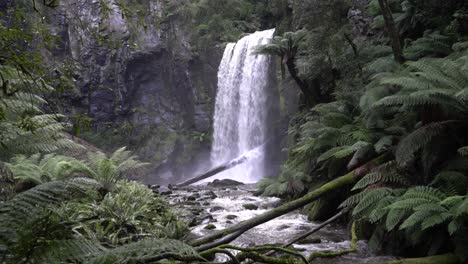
257,0,468,260
2,0,468,263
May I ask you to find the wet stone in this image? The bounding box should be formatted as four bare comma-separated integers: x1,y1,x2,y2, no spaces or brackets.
276,224,290,231
297,237,322,244
209,206,225,212
204,224,217,230
242,203,258,210
207,179,244,187
226,214,238,220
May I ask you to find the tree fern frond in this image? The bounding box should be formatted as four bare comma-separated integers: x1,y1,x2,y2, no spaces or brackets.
385,208,408,231
396,121,458,166
402,186,447,202
352,188,392,218
420,212,452,231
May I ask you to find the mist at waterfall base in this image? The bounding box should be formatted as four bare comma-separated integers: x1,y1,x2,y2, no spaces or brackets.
202,28,280,184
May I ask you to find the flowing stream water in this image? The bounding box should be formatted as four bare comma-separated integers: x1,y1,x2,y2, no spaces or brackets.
168,185,396,263
210,29,276,183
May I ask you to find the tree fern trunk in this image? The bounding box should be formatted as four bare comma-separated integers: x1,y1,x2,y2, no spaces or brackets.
378,0,405,64
286,59,318,106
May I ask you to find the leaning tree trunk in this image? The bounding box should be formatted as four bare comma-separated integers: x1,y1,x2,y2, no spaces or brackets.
190,154,388,249
378,0,405,64
286,59,319,106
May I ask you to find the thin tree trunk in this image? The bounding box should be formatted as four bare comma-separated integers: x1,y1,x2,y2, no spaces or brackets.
190,154,388,248
378,0,405,64
286,59,318,106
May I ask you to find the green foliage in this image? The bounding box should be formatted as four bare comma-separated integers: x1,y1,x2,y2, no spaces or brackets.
84,147,150,192
62,181,188,245
0,66,80,159
255,30,306,77
257,164,308,198
6,153,89,186
0,178,99,263
0,177,189,263
171,0,286,50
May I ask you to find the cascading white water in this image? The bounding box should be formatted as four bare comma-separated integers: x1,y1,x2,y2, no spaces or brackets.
210,29,275,183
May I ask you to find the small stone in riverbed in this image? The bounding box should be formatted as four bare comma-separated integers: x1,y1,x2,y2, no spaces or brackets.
293,246,307,252
276,224,290,231
187,193,200,201
209,206,224,212
242,203,258,210
202,202,210,206
226,220,233,224
204,224,216,230
159,186,172,195
226,214,238,220
204,190,217,199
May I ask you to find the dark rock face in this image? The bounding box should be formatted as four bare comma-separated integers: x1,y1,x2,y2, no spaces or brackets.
46,1,223,185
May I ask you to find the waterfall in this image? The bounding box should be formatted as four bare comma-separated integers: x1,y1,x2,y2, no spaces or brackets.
210,29,276,183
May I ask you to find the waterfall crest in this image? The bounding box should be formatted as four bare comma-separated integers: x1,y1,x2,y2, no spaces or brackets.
210,29,276,183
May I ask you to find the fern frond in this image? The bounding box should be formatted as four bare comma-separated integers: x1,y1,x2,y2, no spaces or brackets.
385,208,408,231
396,121,458,166
420,212,452,230
352,188,392,218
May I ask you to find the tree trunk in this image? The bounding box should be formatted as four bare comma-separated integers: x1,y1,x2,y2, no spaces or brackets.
286,59,318,106
190,155,388,248
378,0,405,64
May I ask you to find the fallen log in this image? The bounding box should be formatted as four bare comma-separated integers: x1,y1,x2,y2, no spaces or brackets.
190,154,388,248
177,133,287,187
177,155,249,187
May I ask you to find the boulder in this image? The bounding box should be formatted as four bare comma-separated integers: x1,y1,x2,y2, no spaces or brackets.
207,179,244,187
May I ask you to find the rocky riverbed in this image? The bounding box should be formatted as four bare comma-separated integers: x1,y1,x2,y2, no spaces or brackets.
157,180,396,263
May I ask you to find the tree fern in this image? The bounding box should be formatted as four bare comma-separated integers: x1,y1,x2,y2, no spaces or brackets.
404,32,453,60
352,161,407,191
85,147,149,192
0,178,99,263
395,121,461,166
6,154,91,186
352,188,393,218
0,65,82,158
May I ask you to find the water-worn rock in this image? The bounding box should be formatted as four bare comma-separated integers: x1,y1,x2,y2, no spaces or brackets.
207,179,245,187
297,237,322,244
226,215,238,220
242,203,258,210
204,224,217,230
158,186,172,195
204,190,218,199
276,224,290,231
209,206,225,212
